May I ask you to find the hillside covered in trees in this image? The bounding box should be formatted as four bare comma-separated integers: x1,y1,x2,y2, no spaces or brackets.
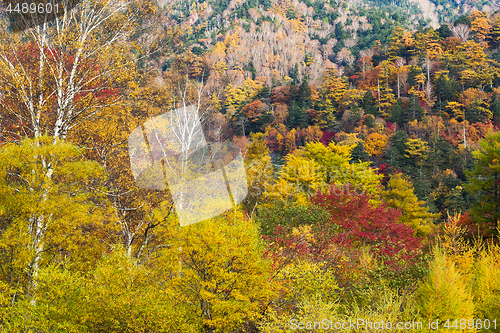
0,0,499,332
157,0,500,85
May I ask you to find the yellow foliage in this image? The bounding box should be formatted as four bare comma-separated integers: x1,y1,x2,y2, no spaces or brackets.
382,173,439,237
416,246,475,332
290,18,307,34
279,155,325,196
270,141,382,202
260,260,341,332
156,210,275,332
320,68,348,107
405,137,429,162
364,132,388,157
224,78,265,115
212,41,226,57
470,10,491,40
446,101,465,120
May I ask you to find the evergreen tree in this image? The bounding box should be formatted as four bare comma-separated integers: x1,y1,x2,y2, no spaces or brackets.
361,91,378,116
466,102,489,123
390,98,404,126
491,97,500,127
434,74,456,103
465,131,500,232
442,186,468,217
287,100,308,129
454,15,472,26
407,66,421,88
405,93,424,122
429,136,456,173
437,24,452,38
296,80,312,110
387,130,410,171
350,142,371,163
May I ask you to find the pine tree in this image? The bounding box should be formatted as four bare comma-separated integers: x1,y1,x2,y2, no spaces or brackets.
296,80,312,110
437,24,452,38
491,97,500,127
287,100,308,129
406,92,424,122
390,99,404,126
350,142,371,163
387,130,410,171
408,65,421,87
434,74,456,103
361,91,378,116
464,131,500,232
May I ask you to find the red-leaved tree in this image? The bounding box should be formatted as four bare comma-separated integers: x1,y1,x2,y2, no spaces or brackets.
264,185,423,274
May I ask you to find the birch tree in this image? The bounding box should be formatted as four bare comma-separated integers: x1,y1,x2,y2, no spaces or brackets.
0,0,139,142
128,75,245,228
0,0,140,302
0,136,106,304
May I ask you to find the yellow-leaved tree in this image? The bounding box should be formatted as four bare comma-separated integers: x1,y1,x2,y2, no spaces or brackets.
364,132,389,158
265,141,382,203
0,136,108,309
381,173,439,237
0,0,150,304
153,208,275,332
415,246,475,332
317,68,348,127
471,244,500,331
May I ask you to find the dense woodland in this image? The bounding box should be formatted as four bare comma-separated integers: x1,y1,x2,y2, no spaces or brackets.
0,0,499,331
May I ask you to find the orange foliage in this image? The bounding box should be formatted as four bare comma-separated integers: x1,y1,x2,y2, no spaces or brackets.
364,132,389,157
242,99,266,122
459,88,491,108
272,103,289,126
442,37,462,52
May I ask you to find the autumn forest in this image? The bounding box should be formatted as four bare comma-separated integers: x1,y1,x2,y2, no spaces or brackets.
0,0,499,331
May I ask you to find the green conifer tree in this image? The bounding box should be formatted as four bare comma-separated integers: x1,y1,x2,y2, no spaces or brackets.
390,98,404,126
464,131,500,232
361,91,378,116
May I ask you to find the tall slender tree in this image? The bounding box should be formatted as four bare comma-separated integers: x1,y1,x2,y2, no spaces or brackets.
465,131,500,232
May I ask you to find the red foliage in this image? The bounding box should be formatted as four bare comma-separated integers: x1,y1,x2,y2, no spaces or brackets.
457,211,496,240
378,164,402,184
385,121,396,133
265,127,280,152
242,99,266,122
270,86,291,105
320,131,335,146
312,185,422,267
263,185,423,272
378,163,390,177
